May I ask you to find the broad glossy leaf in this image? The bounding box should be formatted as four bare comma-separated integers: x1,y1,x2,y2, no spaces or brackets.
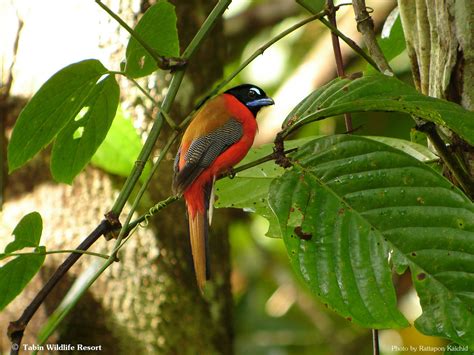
5,212,43,253
215,136,436,238
8,60,108,172
0,250,45,311
283,74,474,145
125,1,179,78
369,136,436,162
269,135,474,345
51,75,120,184
91,107,150,179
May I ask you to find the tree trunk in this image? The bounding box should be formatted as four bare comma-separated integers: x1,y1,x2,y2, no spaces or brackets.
398,0,474,177
1,1,233,353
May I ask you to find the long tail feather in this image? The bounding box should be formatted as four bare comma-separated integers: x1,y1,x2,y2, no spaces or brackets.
189,211,208,292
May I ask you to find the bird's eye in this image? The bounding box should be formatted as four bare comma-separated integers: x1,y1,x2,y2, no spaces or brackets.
248,90,257,98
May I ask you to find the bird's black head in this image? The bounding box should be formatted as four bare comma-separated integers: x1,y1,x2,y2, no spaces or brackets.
225,84,274,116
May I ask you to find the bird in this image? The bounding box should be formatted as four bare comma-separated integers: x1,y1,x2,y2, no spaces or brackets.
172,84,274,291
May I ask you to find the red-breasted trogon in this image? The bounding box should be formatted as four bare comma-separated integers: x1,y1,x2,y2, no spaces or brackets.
172,84,274,291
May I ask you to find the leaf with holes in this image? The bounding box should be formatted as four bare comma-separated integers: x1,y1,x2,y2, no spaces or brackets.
50,75,119,184
283,74,474,145
269,135,474,345
8,59,108,172
125,0,179,78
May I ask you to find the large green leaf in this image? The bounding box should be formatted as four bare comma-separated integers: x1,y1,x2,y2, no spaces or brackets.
91,107,150,179
8,59,108,172
124,0,179,78
215,136,436,238
50,75,120,184
269,135,474,345
0,212,45,311
283,74,474,145
0,252,45,311
215,139,312,238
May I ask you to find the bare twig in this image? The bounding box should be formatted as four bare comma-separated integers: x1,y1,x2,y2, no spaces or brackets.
1,18,23,210
372,329,380,355
211,11,327,98
326,0,353,132
351,0,393,75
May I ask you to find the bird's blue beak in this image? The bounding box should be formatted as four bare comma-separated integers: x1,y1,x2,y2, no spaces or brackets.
246,97,275,108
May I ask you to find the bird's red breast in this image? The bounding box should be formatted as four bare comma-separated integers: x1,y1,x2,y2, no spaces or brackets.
178,93,257,218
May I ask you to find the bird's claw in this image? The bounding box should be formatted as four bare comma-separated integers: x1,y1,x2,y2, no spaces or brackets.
227,167,236,179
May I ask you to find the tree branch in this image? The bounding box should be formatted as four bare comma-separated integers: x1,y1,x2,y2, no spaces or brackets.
7,220,111,354
351,0,393,75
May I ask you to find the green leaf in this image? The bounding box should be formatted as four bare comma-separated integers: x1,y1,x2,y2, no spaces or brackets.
378,8,405,62
125,1,179,78
7,59,108,172
369,136,436,162
283,74,474,145
215,136,436,238
215,138,312,238
50,75,120,184
296,0,325,13
269,135,474,345
0,250,45,311
5,212,43,253
91,107,150,179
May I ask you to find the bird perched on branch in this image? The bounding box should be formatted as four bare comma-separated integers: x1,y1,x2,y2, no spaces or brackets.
172,84,274,291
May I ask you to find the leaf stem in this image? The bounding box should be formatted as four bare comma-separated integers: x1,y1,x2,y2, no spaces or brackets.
208,11,327,99
0,249,110,260
127,76,178,130
108,70,179,130
326,0,353,132
296,2,379,70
